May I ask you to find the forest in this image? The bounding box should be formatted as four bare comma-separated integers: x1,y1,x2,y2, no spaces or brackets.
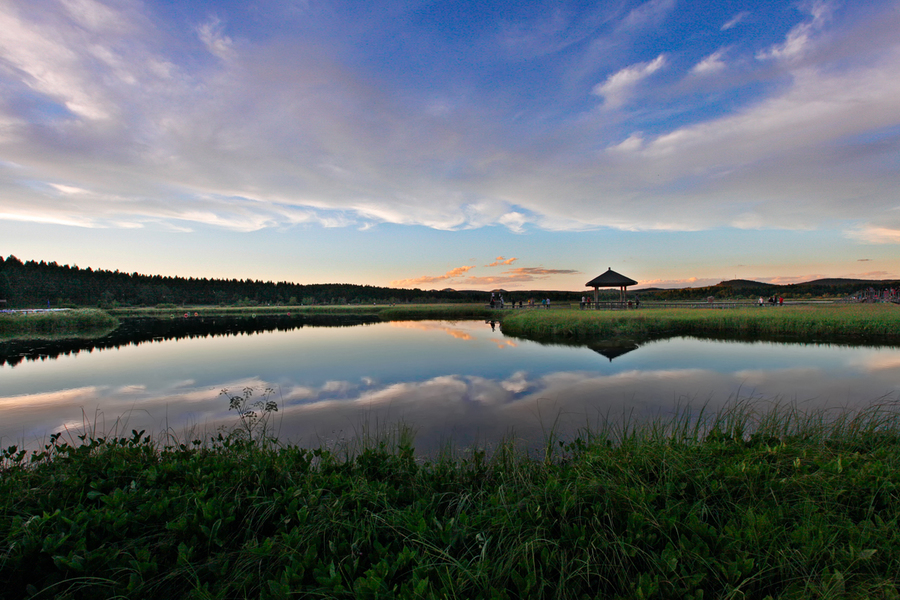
0,254,891,308
0,255,497,308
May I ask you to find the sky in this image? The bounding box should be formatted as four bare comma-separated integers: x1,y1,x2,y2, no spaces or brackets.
1,0,899,291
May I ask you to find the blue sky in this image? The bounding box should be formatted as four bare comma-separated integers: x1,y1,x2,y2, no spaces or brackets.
1,0,899,290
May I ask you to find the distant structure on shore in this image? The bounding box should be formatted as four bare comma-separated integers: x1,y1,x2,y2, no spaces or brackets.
585,268,638,304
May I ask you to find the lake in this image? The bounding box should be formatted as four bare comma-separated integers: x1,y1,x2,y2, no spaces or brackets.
2,319,899,453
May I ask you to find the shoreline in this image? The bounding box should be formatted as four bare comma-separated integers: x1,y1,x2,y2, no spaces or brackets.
2,302,899,345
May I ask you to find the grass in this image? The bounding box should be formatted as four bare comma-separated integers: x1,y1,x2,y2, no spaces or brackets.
0,309,118,339
2,400,899,599
499,304,900,343
106,303,497,321
9,303,899,345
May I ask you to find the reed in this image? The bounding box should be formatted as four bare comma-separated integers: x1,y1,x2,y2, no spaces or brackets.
2,400,899,599
0,309,118,338
107,303,496,321
500,304,900,342
377,303,495,320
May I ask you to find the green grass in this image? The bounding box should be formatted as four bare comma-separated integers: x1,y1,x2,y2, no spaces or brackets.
2,401,899,599
7,303,900,345
500,304,900,342
107,303,496,321
0,309,118,339
377,304,496,320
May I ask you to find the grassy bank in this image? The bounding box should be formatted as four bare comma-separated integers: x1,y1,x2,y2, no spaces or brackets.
8,303,900,344
500,304,900,343
0,309,118,339
107,303,496,321
2,402,899,599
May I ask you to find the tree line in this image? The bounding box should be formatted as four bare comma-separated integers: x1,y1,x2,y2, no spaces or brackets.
2,254,890,309
0,255,586,308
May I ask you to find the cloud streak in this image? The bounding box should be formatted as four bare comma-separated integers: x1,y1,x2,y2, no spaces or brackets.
486,256,518,267
390,266,475,288
592,54,667,108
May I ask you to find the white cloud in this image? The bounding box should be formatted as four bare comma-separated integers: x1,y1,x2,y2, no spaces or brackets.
197,18,234,61
0,4,111,120
691,48,727,75
621,0,677,31
60,0,123,32
757,1,833,62
846,226,900,245
722,11,749,31
592,54,666,108
0,0,899,241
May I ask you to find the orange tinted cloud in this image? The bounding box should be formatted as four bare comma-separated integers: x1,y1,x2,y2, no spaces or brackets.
390,265,475,287
464,267,579,286
507,268,578,276
486,257,518,267
390,321,475,340
392,263,580,289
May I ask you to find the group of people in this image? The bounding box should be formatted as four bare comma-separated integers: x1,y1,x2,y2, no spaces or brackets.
489,293,550,309
758,296,784,306
855,287,898,303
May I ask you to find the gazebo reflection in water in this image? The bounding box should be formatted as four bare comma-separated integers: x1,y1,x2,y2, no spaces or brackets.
585,268,639,309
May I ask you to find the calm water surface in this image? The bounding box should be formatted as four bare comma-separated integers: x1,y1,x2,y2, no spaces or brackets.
2,320,899,452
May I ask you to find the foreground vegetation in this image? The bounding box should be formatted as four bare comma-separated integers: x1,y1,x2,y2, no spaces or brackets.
2,402,899,599
0,309,118,339
500,304,900,343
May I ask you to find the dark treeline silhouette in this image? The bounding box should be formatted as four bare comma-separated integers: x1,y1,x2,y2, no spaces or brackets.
0,255,480,308
0,255,587,308
3,254,893,308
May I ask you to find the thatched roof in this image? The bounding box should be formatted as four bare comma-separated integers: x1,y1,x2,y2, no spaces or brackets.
585,268,638,288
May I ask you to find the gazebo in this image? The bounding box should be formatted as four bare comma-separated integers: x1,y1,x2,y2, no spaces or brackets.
585,268,638,307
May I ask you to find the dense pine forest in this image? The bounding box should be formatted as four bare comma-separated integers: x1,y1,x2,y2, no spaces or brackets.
0,255,497,308
1,254,894,308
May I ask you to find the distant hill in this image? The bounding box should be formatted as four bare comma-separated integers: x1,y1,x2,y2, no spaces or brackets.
640,277,900,301
716,279,772,288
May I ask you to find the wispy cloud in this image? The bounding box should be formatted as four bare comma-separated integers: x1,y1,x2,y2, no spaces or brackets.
486,256,518,267
636,277,721,289
390,266,475,288
392,263,580,289
846,227,900,245
621,0,676,31
460,267,581,288
507,267,579,277
690,48,727,75
592,54,667,108
722,11,749,31
197,17,235,61
756,1,832,62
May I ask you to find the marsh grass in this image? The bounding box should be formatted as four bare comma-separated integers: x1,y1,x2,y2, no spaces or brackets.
377,303,496,321
2,400,899,599
0,309,118,339
500,303,900,342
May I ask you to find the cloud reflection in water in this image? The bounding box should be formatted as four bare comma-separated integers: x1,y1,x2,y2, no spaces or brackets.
1,322,899,453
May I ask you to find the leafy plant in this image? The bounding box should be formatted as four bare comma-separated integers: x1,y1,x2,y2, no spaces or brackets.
221,386,279,444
